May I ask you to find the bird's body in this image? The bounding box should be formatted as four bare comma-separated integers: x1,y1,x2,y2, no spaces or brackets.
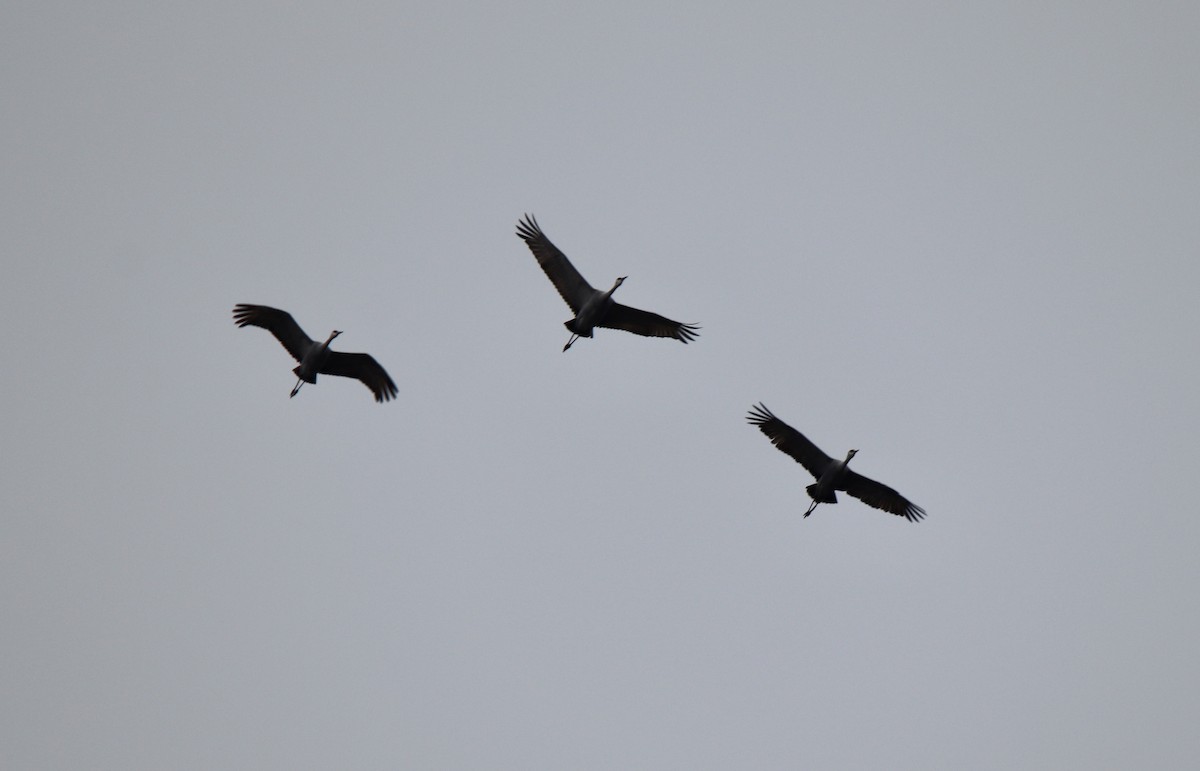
292,330,340,392
805,449,856,510
515,214,699,351
746,403,925,522
232,304,398,402
568,276,624,342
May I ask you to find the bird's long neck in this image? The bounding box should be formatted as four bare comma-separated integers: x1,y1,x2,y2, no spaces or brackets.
603,276,626,299
319,331,340,351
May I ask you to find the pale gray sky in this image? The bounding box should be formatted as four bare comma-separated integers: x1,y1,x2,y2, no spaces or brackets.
3,2,1198,769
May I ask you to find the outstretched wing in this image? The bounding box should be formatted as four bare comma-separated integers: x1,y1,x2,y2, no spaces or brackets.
745,403,834,480
599,303,700,343
232,304,313,362
515,214,594,312
839,469,926,522
321,352,399,403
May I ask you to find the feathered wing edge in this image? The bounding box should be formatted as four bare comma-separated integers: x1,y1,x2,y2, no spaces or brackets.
321,352,399,403
745,403,834,479
232,304,313,362
600,303,700,343
515,214,594,313
839,470,926,522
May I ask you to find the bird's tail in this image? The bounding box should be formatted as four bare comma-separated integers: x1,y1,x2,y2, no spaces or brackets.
292,366,317,384
563,320,592,337
805,484,837,504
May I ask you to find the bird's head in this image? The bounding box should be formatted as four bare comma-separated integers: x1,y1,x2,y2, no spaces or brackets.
846,449,858,461
614,276,627,288
330,330,343,340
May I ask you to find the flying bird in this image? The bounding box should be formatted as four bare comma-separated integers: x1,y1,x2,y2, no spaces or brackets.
746,403,925,522
232,304,398,402
516,214,699,351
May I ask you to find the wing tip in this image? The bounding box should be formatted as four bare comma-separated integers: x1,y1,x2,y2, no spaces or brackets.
376,381,400,403
231,303,258,327
516,213,542,242
746,402,775,426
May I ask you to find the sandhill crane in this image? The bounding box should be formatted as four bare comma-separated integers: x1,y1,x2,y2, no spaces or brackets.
746,403,925,522
516,214,700,351
232,304,398,403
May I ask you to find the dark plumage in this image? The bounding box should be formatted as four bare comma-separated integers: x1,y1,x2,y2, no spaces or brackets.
516,214,699,351
747,403,925,522
233,304,398,403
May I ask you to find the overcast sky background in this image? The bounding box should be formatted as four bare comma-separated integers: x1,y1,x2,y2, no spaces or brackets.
3,2,1198,768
